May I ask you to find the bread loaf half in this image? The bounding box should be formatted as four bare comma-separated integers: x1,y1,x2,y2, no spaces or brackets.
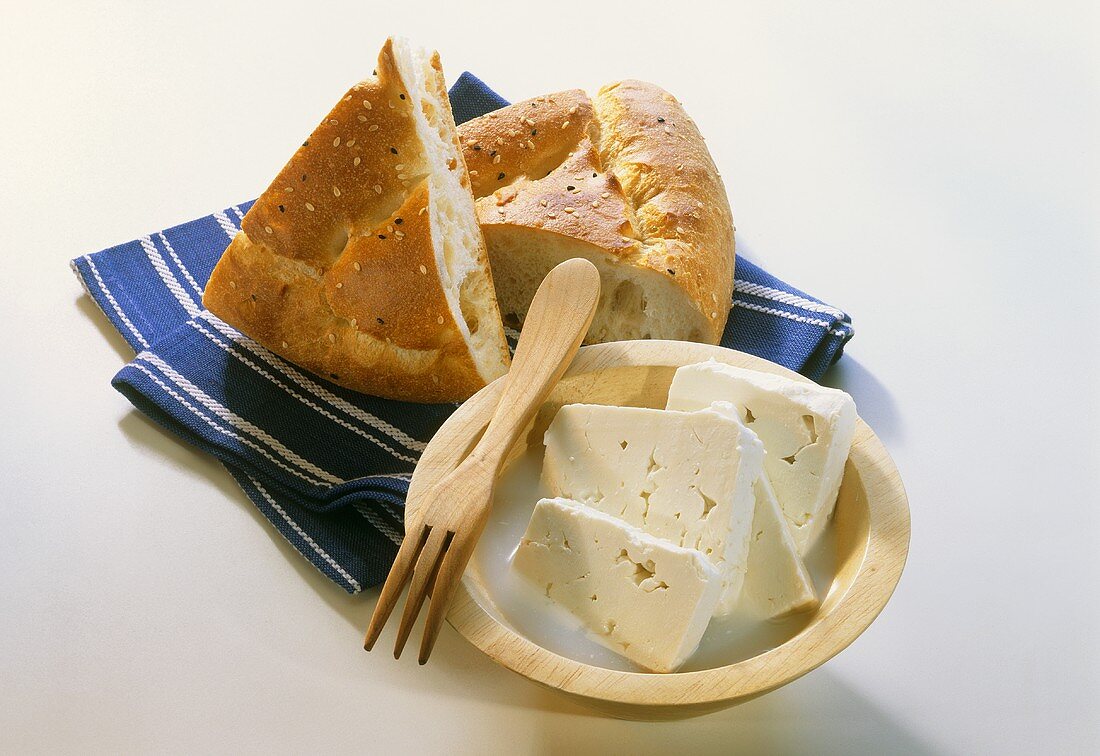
458,81,734,345
203,38,510,402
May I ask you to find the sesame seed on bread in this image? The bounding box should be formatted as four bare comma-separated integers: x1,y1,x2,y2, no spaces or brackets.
459,80,735,345
203,38,510,402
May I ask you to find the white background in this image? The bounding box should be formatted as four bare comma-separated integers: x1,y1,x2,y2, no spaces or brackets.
2,1,1097,753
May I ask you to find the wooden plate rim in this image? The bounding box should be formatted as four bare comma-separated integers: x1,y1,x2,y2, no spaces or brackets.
408,341,910,709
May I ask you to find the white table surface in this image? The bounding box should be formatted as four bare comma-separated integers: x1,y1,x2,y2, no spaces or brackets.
3,1,1097,753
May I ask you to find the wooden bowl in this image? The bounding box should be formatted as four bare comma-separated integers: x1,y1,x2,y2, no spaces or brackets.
406,341,910,720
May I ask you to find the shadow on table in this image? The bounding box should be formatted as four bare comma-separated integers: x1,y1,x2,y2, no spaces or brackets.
115,409,368,612
117,408,582,715
111,304,917,731
116,409,607,715
116,391,929,742
736,242,904,446
821,356,903,445
527,667,939,754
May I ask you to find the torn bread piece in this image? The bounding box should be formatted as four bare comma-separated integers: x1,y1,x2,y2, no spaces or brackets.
513,497,722,673
458,82,735,345
203,38,509,402
541,403,763,614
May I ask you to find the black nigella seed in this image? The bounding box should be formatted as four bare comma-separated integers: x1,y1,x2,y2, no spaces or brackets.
376,317,385,324
330,373,339,380
301,173,307,181
394,218,403,225
250,294,257,301
302,140,309,147
399,93,405,99
531,129,537,136
566,185,575,191
497,172,505,180
489,150,497,157
390,147,398,155
592,172,597,177
472,145,481,151
278,204,285,212
378,234,386,240
667,268,676,275
657,117,665,123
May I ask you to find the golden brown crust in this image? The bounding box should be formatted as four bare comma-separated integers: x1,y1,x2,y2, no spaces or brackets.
595,80,735,336
203,39,507,402
203,199,486,401
461,90,594,199
458,81,735,343
479,139,638,254
324,181,455,351
242,42,425,269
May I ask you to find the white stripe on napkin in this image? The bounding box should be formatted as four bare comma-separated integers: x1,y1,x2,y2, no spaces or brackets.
129,360,333,487
734,279,846,319
198,311,427,454
191,319,420,465
363,474,413,523
140,235,202,317
213,210,239,241
354,504,404,546
81,254,150,349
731,299,834,328
136,353,344,486
158,231,205,299
248,475,363,592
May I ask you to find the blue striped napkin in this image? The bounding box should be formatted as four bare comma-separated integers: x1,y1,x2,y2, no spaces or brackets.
72,73,853,594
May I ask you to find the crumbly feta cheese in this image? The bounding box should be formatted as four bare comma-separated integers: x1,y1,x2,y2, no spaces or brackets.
541,403,763,613
666,361,857,555
512,497,722,673
743,475,819,618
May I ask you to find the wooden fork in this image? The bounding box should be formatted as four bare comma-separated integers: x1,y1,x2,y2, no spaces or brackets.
363,257,601,663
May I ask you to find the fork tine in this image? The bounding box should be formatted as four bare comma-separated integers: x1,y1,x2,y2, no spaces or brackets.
363,522,429,651
417,534,472,664
393,527,452,659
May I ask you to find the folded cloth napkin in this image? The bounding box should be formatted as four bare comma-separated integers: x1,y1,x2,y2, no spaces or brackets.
72,73,853,594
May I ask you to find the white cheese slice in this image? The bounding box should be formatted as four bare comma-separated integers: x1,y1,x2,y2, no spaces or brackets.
541,403,763,614
743,475,819,618
666,360,857,555
699,401,819,618
512,497,722,673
